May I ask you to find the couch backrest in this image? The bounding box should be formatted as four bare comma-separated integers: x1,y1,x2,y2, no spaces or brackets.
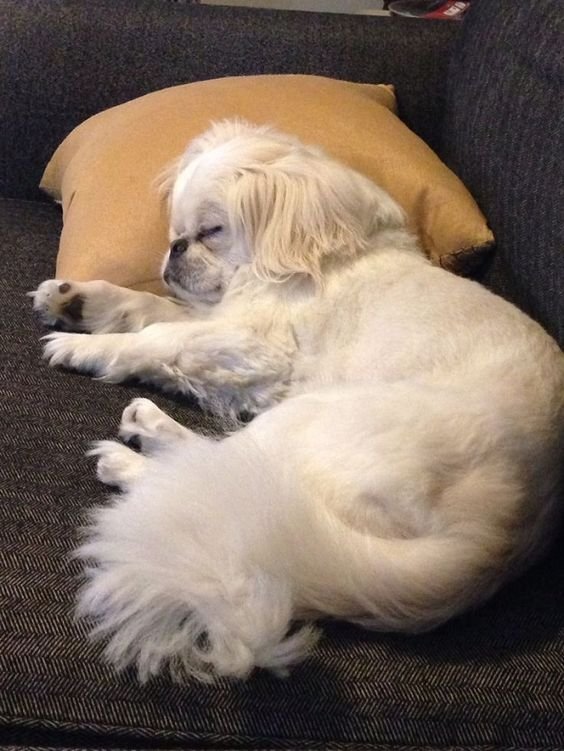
0,0,457,203
442,0,564,346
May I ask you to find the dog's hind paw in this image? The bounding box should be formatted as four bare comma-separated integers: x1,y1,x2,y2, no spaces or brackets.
119,398,191,452
87,440,147,489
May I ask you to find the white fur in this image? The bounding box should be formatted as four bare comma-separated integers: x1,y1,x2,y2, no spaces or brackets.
33,120,564,682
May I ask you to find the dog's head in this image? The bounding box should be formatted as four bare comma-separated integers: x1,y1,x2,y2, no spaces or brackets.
161,120,406,304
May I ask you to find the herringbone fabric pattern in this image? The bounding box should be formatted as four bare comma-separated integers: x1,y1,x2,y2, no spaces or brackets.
1,198,564,748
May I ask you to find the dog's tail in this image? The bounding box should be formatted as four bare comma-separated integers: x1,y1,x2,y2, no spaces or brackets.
75,437,322,683
77,535,319,683
75,438,553,683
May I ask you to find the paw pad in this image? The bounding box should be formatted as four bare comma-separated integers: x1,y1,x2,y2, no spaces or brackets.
32,279,85,327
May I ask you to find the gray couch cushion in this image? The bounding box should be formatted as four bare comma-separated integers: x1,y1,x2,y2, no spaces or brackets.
1,197,564,748
442,0,564,346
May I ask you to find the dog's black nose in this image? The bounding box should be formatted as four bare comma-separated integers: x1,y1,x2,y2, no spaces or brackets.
170,238,188,257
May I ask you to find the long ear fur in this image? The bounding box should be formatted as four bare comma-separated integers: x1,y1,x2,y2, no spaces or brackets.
155,156,182,205
228,156,406,284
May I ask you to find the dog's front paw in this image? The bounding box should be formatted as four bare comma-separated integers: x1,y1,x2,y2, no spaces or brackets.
30,279,87,330
42,332,104,374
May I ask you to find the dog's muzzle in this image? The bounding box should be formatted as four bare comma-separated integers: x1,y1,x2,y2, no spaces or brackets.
170,238,188,258
163,240,224,304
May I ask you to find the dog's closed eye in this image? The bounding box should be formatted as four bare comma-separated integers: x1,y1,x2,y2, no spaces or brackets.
197,225,224,242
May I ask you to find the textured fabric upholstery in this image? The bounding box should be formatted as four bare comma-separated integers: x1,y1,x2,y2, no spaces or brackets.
442,0,564,346
0,0,458,200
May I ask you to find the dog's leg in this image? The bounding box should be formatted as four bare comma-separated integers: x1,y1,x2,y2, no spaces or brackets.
118,398,200,453
31,279,196,333
42,321,294,414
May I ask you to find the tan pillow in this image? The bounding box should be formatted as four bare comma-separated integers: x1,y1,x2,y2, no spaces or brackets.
41,75,494,294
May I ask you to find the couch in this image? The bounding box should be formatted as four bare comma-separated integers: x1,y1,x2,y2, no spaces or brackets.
1,0,563,748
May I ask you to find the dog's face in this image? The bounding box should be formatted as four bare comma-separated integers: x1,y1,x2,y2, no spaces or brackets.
162,162,247,305
162,120,406,304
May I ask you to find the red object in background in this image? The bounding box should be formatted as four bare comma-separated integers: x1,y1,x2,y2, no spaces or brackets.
389,1,470,19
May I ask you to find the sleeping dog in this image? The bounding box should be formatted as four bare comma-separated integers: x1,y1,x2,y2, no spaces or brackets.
32,120,564,681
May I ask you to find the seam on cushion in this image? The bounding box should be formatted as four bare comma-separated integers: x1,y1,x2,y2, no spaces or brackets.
439,241,496,276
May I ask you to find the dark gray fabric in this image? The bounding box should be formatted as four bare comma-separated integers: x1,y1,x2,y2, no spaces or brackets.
442,0,564,347
1,199,564,748
0,0,458,201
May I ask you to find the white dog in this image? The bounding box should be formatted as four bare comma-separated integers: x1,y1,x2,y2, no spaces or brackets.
32,120,564,682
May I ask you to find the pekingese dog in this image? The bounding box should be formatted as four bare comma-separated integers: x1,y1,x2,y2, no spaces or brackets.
32,120,564,682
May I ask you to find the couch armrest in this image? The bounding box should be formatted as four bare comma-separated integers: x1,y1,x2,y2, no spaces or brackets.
442,0,564,346
0,0,458,200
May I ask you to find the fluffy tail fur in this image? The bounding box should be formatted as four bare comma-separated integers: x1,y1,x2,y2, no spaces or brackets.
76,430,541,682
76,437,322,682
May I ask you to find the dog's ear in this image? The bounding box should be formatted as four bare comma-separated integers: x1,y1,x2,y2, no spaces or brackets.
156,157,182,205
228,158,406,284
